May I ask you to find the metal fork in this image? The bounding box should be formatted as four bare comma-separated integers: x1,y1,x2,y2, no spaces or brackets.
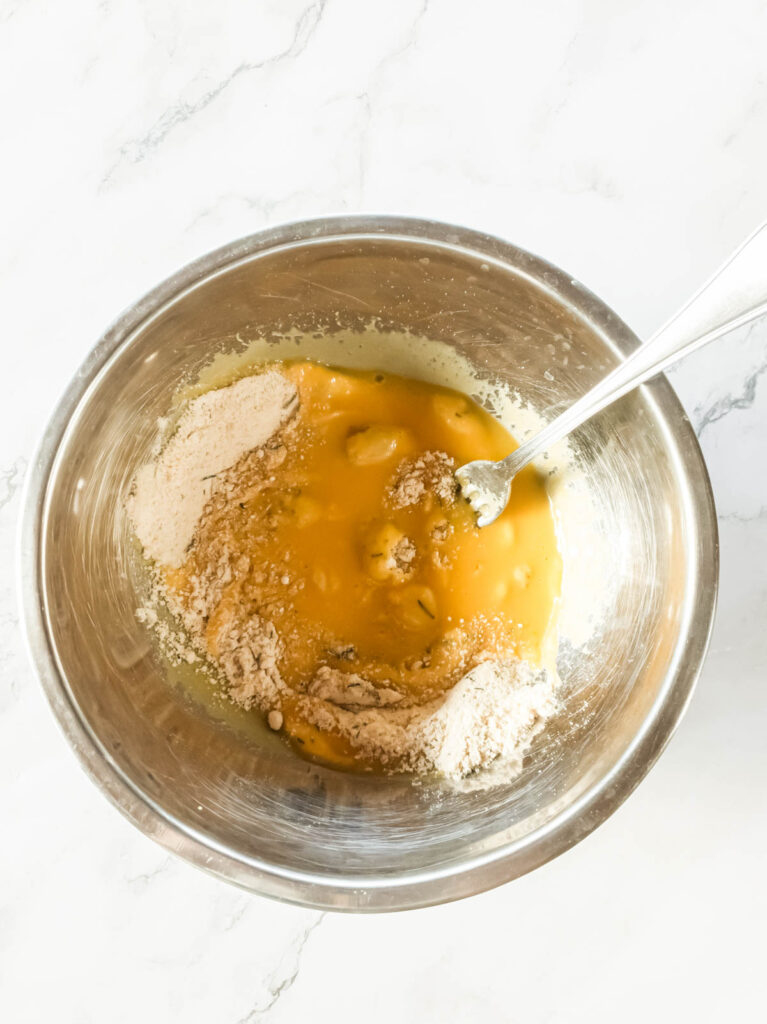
456,221,767,526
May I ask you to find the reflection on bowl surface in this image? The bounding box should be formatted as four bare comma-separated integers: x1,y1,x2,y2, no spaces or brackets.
21,216,717,911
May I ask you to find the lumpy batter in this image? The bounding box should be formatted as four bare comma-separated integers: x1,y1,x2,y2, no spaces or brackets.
153,362,562,771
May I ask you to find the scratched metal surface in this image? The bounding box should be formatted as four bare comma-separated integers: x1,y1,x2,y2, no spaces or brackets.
20,217,717,910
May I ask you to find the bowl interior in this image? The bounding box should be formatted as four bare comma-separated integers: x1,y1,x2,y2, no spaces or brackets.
33,222,715,908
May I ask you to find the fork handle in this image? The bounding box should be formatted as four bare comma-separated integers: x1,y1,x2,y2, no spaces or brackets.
504,220,767,474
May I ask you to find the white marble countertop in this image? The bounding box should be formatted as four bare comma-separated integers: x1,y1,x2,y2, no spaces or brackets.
2,1,766,1020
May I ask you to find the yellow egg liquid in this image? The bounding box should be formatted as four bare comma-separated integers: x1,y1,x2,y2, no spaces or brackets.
167,362,562,770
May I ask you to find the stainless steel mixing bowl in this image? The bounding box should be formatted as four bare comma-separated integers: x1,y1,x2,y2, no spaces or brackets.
20,216,717,911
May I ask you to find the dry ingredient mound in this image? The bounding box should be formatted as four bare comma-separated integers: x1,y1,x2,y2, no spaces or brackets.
390,451,458,508
128,371,297,567
129,368,558,785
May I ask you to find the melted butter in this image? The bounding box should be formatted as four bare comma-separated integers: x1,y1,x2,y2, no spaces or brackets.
168,361,562,770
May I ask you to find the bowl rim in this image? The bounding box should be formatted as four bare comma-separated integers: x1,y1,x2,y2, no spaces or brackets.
18,214,719,912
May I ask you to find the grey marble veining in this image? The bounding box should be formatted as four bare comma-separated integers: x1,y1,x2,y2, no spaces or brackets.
2,1,766,1020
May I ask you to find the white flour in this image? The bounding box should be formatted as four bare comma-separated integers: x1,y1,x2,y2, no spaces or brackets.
128,370,297,567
